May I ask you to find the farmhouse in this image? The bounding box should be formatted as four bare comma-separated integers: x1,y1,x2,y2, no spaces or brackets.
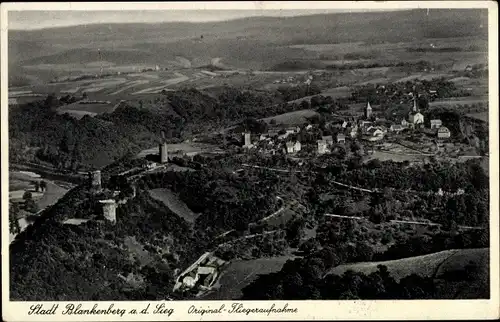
437,126,451,139
430,119,442,129
336,133,346,144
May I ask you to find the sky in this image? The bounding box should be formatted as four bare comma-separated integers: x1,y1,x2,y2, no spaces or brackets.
8,9,405,30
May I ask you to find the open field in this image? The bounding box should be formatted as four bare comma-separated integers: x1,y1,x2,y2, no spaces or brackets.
36,181,69,210
467,112,488,122
201,255,295,300
58,101,114,114
326,248,488,282
9,171,69,208
261,109,319,125
364,151,430,163
429,97,488,108
148,188,198,223
137,142,220,159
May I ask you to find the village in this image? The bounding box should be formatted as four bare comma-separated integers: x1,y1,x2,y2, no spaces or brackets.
237,97,463,163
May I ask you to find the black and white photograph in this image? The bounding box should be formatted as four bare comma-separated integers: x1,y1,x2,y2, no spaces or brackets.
2,1,498,320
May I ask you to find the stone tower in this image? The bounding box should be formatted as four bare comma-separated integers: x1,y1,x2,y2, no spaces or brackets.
365,102,373,119
88,170,102,193
159,130,168,163
243,132,251,147
159,142,168,163
99,199,117,224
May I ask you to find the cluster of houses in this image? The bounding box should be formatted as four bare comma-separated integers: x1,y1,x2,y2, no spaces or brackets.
241,98,451,156
242,126,303,155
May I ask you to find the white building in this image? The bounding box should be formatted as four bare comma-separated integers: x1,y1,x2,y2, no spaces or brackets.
437,126,451,139
364,127,384,141
390,124,404,133
349,126,359,138
317,140,329,154
285,141,301,154
336,133,346,144
430,119,442,129
409,112,425,125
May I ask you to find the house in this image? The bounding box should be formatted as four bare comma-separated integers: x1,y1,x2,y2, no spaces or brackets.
349,126,359,138
390,124,404,133
285,141,301,154
401,119,408,128
437,126,451,139
322,135,334,145
430,119,442,130
317,140,329,154
278,133,290,140
305,124,313,131
336,133,346,144
285,126,300,134
293,141,302,152
342,121,348,128
360,120,372,128
364,127,384,141
259,134,267,141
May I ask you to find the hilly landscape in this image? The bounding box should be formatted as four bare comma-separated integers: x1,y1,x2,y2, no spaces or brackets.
9,9,487,85
8,8,491,303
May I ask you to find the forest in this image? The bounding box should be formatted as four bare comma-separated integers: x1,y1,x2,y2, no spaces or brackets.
8,85,318,171
10,150,490,301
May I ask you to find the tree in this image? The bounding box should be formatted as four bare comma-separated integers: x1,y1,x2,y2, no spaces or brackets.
23,191,32,200
34,181,40,192
9,204,21,235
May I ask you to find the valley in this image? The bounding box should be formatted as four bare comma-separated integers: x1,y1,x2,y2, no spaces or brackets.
7,8,491,302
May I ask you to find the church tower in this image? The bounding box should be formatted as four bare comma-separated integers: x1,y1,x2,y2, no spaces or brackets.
364,102,373,119
412,98,418,113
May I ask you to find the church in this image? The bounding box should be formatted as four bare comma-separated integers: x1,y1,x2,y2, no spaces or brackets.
408,99,424,127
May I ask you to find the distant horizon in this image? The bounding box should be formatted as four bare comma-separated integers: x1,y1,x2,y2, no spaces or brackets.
9,9,410,31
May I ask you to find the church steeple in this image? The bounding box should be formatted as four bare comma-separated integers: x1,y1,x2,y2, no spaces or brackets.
365,101,373,119
412,98,418,112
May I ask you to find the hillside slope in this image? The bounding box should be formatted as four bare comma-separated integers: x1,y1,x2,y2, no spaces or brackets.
326,248,489,299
